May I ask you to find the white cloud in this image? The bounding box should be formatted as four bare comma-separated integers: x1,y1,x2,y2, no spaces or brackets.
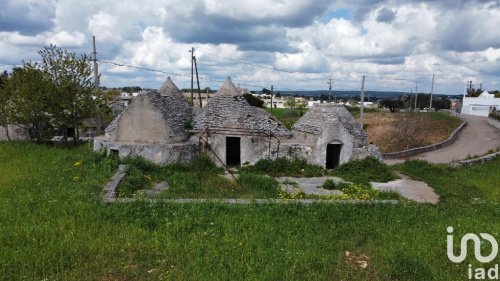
0,0,499,92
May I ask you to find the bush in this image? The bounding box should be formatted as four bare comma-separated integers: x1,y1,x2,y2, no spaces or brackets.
489,112,500,121
320,179,350,190
118,166,151,197
121,156,160,173
330,157,397,183
239,157,325,177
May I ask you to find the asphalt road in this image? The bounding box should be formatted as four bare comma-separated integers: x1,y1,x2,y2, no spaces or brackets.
385,114,500,164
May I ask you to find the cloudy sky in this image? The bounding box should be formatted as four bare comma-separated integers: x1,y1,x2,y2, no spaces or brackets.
1,0,499,94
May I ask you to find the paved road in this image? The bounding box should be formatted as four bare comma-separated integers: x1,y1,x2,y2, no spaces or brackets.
385,114,500,164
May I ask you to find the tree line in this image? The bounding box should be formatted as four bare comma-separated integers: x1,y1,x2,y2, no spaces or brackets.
0,45,110,144
379,94,452,112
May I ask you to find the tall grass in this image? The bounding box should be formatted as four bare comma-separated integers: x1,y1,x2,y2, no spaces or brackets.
0,142,499,280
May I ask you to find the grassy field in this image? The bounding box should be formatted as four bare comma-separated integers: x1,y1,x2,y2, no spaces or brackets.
362,111,462,153
265,108,306,129
0,142,499,280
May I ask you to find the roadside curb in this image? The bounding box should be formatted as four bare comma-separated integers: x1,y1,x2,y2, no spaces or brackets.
382,120,467,159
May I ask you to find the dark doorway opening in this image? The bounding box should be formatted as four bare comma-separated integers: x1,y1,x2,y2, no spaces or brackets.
326,143,342,169
226,137,241,166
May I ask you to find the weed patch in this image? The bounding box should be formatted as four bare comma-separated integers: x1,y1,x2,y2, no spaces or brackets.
239,157,325,177
330,157,398,183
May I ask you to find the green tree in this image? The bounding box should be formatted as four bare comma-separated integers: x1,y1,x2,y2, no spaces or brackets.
0,71,12,140
243,93,264,108
4,65,53,140
380,99,403,112
284,97,297,109
38,45,102,144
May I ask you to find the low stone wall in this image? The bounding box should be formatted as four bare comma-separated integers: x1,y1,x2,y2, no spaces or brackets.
452,151,500,166
94,138,198,164
382,121,467,159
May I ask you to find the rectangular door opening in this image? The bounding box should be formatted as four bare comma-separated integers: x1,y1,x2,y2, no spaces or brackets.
226,137,241,167
326,143,342,169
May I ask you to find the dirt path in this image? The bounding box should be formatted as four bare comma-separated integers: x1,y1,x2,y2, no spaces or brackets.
385,114,500,164
371,172,439,204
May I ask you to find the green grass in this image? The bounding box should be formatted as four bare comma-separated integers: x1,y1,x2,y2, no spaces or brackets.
117,155,281,199
238,157,325,177
1,141,499,280
427,112,462,134
265,108,306,129
330,157,399,183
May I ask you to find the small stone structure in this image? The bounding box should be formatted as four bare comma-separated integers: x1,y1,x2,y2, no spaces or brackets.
0,124,30,141
192,78,292,166
94,77,198,163
290,104,380,167
95,77,380,168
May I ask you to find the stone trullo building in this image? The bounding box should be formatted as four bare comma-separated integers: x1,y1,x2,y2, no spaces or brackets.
94,77,380,168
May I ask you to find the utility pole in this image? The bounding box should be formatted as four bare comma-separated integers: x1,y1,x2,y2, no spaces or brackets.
327,79,332,103
190,47,195,106
468,80,473,97
409,89,413,111
360,75,365,128
415,83,418,111
270,85,274,113
193,56,202,108
429,74,435,111
92,36,98,91
91,35,98,147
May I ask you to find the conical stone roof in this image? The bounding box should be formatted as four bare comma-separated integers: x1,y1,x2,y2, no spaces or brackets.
192,78,292,137
216,77,240,96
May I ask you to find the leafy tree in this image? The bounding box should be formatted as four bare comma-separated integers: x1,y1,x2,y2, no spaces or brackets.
380,99,404,112
0,71,12,139
243,93,264,108
284,97,297,109
38,45,102,144
3,65,54,140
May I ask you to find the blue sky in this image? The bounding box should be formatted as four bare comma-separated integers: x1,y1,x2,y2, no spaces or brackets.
0,0,499,94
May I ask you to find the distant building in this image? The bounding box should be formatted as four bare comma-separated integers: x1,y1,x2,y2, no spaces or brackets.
462,91,500,117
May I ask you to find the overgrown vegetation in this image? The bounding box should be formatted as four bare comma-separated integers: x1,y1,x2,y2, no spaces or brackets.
238,157,325,177
363,111,462,153
489,110,500,122
330,157,398,183
1,142,500,280
116,154,281,199
265,108,306,129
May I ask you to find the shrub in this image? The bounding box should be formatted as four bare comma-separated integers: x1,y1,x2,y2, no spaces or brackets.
120,155,160,173
238,157,325,177
330,157,397,183
118,166,151,197
320,179,350,190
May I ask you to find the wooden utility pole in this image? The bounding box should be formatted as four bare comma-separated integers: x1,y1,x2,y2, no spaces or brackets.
468,81,473,97
327,79,333,103
429,74,435,111
190,47,195,106
193,56,202,108
414,83,418,111
409,89,413,111
92,36,98,91
360,75,365,128
270,85,274,113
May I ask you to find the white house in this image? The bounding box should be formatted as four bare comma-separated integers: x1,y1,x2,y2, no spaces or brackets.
462,91,500,117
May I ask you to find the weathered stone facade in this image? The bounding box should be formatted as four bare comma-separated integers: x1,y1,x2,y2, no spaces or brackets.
94,77,197,163
95,77,380,167
0,125,30,141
